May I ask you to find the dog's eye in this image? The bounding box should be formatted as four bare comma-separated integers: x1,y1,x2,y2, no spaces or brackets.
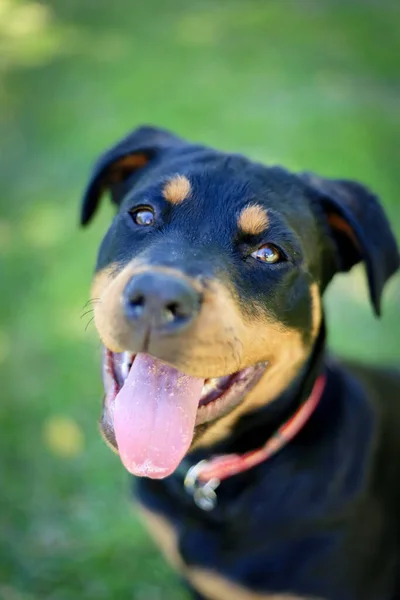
130,207,155,226
251,244,283,264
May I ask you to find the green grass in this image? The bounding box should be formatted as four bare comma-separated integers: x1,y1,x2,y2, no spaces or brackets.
0,1,399,598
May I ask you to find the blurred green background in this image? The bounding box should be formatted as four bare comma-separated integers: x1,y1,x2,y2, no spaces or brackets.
0,0,399,598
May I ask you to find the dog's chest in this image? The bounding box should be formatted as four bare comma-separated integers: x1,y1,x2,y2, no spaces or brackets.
135,479,350,600
133,392,382,600
136,499,321,600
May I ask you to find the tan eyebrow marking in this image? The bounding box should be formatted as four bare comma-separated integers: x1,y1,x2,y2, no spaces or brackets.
162,175,191,205
238,204,269,236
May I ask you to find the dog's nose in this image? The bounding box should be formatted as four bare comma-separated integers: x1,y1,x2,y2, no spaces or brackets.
122,272,201,333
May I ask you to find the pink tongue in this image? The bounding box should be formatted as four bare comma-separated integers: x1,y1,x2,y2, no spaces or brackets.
114,353,204,479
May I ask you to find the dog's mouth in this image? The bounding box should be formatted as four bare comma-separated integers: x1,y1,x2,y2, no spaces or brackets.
102,348,267,479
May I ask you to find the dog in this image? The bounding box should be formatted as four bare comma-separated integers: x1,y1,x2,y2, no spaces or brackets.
80,126,400,600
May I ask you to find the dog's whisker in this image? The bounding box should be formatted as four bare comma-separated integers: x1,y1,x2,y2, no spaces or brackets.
82,298,101,309
81,308,95,319
85,316,95,332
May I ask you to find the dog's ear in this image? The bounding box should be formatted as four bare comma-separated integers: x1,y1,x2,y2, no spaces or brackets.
301,173,399,316
80,125,184,226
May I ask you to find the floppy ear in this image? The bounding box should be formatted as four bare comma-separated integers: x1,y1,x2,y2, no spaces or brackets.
301,173,399,316
80,125,184,226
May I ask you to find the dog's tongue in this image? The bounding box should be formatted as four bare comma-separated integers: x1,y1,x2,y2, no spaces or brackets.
114,353,204,479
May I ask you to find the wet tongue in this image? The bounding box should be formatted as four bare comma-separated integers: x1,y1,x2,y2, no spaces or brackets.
114,353,204,478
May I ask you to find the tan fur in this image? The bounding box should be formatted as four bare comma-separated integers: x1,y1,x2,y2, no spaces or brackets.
192,283,321,449
91,263,128,352
187,569,320,599
310,283,322,340
136,504,184,571
163,175,191,204
91,262,203,354
192,322,307,449
238,205,269,236
91,264,119,304
91,265,308,380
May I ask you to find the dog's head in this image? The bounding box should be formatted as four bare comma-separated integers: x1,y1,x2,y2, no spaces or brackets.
81,126,399,478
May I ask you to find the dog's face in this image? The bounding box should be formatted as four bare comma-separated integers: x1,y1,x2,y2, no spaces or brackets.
81,126,399,479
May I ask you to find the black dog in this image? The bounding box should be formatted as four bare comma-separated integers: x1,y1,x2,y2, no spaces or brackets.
81,126,400,600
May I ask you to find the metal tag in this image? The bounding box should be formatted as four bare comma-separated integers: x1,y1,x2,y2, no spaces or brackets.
193,484,218,511
184,460,220,511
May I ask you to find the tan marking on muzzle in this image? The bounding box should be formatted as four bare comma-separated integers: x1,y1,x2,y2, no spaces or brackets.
191,281,320,449
91,263,309,376
91,261,202,353
238,205,269,236
192,320,307,449
163,174,191,204
92,266,312,448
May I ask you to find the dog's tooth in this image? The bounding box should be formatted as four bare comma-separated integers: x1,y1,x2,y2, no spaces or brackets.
102,360,114,392
121,364,129,381
201,378,221,396
201,382,212,395
121,352,133,381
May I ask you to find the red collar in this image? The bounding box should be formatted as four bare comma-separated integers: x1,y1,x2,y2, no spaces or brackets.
184,374,326,510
